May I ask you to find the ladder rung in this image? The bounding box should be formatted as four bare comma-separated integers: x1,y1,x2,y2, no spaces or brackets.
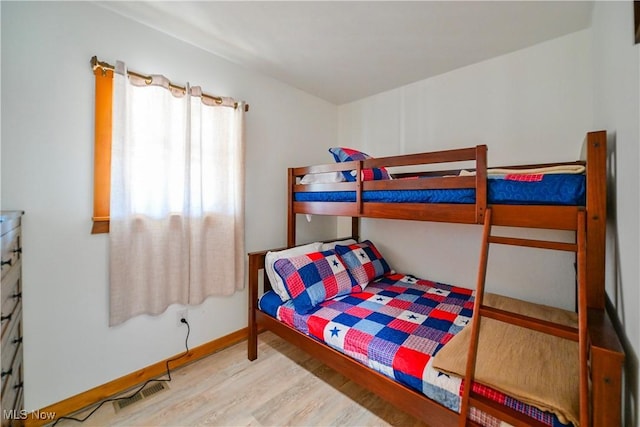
488,235,577,252
469,391,550,427
479,305,579,341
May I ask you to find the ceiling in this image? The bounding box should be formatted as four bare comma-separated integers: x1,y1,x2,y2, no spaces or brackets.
98,1,594,105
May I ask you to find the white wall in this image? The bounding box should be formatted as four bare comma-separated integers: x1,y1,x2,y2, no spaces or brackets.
338,30,593,309
4,2,637,424
591,2,640,425
0,1,337,411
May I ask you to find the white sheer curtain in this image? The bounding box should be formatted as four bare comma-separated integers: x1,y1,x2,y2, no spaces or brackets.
109,61,245,326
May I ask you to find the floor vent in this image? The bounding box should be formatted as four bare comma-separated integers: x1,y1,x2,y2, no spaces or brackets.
113,382,169,412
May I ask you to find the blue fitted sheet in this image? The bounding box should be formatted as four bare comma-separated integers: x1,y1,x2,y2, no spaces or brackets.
294,174,586,206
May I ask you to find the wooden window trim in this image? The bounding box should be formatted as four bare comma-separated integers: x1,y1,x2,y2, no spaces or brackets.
90,59,249,235
92,67,113,234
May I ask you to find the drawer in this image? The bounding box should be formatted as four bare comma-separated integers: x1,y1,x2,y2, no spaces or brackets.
0,212,23,427
1,353,22,410
1,260,21,307
1,309,22,375
1,267,21,340
1,385,25,427
1,359,23,426
1,227,21,281
0,213,21,237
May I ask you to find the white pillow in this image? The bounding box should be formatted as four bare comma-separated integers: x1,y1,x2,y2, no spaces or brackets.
300,172,345,184
321,238,357,251
265,242,323,301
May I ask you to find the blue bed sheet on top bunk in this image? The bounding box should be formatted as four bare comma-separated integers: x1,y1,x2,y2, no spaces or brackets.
294,174,586,206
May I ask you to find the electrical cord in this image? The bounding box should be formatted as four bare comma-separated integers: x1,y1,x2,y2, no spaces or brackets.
52,319,191,426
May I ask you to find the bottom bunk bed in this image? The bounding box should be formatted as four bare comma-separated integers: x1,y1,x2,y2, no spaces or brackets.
247,240,624,427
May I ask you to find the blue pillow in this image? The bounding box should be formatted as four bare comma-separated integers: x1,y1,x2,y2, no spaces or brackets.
328,147,391,182
274,250,360,314
334,240,391,289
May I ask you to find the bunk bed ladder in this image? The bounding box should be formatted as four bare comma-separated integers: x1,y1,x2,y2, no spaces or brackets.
459,207,589,427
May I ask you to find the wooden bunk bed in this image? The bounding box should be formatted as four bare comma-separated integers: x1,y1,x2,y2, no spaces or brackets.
248,130,624,426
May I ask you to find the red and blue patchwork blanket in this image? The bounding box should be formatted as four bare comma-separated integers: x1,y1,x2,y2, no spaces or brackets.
270,273,566,427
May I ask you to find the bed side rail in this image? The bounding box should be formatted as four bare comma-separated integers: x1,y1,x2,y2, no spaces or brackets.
292,145,487,190
289,145,488,226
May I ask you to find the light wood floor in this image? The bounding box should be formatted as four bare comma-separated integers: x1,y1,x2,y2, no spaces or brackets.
54,332,428,426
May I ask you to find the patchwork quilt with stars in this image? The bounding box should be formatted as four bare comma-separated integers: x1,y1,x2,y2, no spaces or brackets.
271,273,565,427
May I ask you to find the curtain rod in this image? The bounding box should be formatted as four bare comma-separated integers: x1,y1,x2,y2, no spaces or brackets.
90,56,249,112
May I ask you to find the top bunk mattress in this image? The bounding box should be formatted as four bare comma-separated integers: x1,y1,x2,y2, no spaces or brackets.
294,173,586,206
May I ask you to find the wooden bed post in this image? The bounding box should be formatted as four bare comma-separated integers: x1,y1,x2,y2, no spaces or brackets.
356,161,363,216
351,217,360,241
475,145,488,224
585,132,625,425
247,251,262,361
287,168,296,247
585,130,607,309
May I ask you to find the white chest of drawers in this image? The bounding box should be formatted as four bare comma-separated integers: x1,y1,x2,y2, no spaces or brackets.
1,211,24,426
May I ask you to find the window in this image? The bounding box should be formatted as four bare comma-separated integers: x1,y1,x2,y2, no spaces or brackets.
91,57,248,325
90,57,249,233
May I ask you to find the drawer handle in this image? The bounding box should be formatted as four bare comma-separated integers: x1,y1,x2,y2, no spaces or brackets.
12,292,22,300
1,313,11,322
12,248,22,254
1,258,12,267
14,382,23,390
1,369,12,378
12,337,22,344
